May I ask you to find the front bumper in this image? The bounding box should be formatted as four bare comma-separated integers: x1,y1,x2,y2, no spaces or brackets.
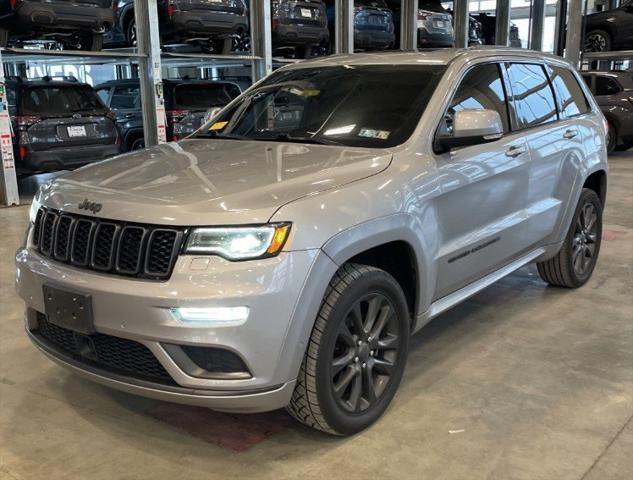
16,2,115,31
171,10,248,36
16,244,336,412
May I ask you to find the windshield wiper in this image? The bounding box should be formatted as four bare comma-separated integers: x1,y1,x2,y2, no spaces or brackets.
256,133,344,146
195,131,250,140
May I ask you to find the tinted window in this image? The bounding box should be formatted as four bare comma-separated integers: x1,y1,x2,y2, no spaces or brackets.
506,63,557,129
111,85,140,109
443,63,510,134
195,65,445,148
173,84,240,109
595,76,621,96
20,85,107,116
548,66,590,118
96,88,110,105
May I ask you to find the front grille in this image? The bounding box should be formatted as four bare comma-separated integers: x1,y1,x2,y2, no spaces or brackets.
34,313,175,386
33,207,184,280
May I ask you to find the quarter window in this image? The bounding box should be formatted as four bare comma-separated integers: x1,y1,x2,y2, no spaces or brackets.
111,85,141,110
442,63,510,135
548,66,590,118
506,63,558,129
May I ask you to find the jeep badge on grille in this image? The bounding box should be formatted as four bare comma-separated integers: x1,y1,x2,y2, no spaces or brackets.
78,199,102,214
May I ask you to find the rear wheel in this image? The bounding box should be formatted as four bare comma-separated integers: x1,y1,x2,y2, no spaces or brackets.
606,121,617,153
537,188,602,288
130,137,145,151
126,18,137,47
78,33,103,51
287,263,410,436
584,29,612,52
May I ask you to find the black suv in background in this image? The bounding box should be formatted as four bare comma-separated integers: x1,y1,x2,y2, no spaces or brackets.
104,0,249,53
472,13,522,48
272,0,329,58
6,77,120,173
584,0,633,52
327,0,395,51
581,71,633,152
0,0,115,50
96,78,241,150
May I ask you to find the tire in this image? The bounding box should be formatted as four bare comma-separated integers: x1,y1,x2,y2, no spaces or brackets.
606,121,617,154
287,263,410,436
584,29,612,52
77,33,103,51
126,17,137,47
130,137,145,151
0,28,9,48
537,188,603,288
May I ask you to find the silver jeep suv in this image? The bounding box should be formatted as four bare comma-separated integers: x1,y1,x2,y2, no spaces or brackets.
16,48,608,436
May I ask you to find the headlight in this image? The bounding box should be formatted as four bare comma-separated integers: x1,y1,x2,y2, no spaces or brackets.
29,197,41,224
184,223,291,261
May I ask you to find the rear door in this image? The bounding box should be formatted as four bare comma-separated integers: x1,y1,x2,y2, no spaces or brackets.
432,62,532,299
109,83,143,135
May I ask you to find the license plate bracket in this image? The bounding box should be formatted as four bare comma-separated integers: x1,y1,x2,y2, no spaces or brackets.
43,285,95,334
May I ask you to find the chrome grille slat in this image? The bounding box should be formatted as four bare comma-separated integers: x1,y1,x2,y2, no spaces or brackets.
34,207,183,280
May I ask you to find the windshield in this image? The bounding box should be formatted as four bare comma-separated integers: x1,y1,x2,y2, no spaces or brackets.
194,65,445,148
20,85,108,116
173,84,241,109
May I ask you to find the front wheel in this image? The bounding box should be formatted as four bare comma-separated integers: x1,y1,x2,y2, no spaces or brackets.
287,263,410,436
584,29,612,52
537,188,603,288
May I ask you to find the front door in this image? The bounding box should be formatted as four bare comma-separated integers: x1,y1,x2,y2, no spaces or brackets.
431,62,532,299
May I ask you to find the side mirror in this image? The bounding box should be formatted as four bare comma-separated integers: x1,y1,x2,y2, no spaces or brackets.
437,109,504,152
204,107,223,124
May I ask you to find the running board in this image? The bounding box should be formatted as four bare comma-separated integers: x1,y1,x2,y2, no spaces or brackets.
415,248,546,330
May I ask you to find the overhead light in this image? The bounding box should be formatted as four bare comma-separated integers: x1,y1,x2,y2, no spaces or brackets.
324,124,356,136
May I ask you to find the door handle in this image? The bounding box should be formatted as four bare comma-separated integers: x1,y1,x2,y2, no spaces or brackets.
505,145,526,157
124,113,135,119
563,129,579,139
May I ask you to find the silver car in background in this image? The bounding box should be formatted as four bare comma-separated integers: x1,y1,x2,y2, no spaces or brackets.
16,48,608,436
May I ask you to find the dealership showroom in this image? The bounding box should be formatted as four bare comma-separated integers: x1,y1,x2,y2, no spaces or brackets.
0,0,632,478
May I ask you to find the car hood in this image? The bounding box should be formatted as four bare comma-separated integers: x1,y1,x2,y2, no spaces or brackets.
37,139,392,225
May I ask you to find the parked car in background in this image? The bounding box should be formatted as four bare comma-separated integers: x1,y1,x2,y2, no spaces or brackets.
327,0,395,51
5,77,120,173
472,13,522,48
581,70,633,152
272,0,330,58
104,0,250,53
0,0,115,50
96,78,241,150
416,0,453,47
584,0,633,52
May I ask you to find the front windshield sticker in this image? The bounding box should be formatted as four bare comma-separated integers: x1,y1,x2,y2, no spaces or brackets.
209,121,228,131
358,128,391,140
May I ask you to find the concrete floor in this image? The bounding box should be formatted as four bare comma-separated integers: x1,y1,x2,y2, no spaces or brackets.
1,152,632,480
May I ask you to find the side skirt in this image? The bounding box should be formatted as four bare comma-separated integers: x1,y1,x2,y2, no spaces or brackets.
412,247,546,334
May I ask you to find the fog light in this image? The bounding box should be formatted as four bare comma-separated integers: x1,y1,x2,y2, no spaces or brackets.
170,306,249,326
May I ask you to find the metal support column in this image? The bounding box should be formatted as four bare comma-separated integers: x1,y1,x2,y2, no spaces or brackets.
0,49,19,206
530,0,546,50
335,0,354,54
554,0,567,56
453,0,469,48
400,0,418,51
564,0,584,66
251,0,272,82
495,0,511,46
135,0,166,147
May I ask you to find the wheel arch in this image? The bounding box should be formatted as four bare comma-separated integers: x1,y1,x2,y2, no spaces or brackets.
583,169,607,209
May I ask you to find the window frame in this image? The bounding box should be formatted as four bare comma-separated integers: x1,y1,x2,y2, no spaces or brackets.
433,60,512,152
503,61,560,132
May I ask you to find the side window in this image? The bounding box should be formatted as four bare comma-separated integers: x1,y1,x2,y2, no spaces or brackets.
442,63,510,135
548,66,590,118
96,88,110,106
595,76,621,96
110,85,140,110
506,63,557,129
